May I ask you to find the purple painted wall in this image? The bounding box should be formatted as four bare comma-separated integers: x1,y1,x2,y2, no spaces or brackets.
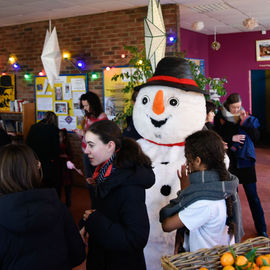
180,28,209,76
208,31,270,111
180,28,270,111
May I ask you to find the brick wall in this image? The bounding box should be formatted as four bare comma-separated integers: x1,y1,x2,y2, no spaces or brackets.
0,4,180,186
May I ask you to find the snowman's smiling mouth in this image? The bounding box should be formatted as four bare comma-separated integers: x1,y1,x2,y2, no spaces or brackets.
150,117,168,128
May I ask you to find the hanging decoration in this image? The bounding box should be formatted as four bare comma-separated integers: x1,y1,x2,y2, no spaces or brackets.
211,26,221,51
8,55,17,64
41,20,61,88
167,33,177,46
192,21,205,31
243,17,258,30
144,0,166,72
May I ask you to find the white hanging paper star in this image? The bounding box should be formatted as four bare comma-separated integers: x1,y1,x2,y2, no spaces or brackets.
144,0,166,72
41,27,61,88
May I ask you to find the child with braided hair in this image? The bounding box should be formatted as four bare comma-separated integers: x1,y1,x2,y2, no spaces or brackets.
160,130,244,252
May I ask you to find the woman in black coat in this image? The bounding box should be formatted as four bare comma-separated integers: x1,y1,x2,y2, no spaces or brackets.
0,144,85,270
214,93,267,237
80,120,155,270
26,111,60,195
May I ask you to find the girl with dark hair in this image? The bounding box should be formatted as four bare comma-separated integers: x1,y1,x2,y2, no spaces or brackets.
214,93,267,237
203,100,216,130
160,130,243,252
74,91,107,202
0,144,85,269
80,120,155,270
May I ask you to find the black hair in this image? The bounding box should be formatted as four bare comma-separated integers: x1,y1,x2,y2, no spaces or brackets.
185,130,234,236
131,91,139,103
223,93,241,111
41,111,58,127
206,100,216,114
79,91,103,118
88,120,151,169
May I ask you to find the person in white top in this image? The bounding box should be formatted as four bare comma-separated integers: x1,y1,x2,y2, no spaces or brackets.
161,130,242,252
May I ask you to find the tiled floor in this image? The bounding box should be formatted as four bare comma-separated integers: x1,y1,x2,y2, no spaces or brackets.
68,146,270,269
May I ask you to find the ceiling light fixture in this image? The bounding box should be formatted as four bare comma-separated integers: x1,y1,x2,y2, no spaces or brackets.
243,17,258,30
211,27,221,51
192,21,204,31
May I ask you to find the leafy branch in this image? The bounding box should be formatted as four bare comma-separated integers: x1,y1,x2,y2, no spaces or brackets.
111,46,227,127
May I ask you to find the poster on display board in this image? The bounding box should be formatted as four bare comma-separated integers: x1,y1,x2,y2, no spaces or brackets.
0,74,16,112
34,74,88,130
103,66,142,120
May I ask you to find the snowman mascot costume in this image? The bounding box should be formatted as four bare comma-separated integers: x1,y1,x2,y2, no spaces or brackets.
133,57,207,269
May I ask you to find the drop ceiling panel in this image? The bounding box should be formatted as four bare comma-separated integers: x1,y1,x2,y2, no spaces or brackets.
0,0,269,34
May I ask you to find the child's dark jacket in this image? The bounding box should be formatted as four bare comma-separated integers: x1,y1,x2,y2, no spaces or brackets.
0,189,85,270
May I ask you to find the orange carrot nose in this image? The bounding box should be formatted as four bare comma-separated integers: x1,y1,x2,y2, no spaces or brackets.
152,90,164,115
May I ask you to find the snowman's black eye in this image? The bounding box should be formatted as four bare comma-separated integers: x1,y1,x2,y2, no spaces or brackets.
169,97,179,107
142,96,149,105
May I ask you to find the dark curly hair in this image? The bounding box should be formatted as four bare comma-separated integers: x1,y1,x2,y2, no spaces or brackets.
185,130,235,236
79,91,103,118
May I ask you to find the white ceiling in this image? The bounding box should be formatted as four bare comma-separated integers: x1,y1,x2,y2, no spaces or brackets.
0,0,269,35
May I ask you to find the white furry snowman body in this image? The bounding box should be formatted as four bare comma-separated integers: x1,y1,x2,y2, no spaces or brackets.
133,85,206,269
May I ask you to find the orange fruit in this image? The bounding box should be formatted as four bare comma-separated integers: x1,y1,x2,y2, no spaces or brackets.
221,252,235,266
256,255,270,267
243,262,259,270
235,255,248,267
265,254,270,260
260,267,270,270
223,266,235,270
199,268,208,270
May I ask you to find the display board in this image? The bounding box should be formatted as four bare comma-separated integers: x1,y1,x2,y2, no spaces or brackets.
103,66,135,120
34,74,87,130
0,74,16,112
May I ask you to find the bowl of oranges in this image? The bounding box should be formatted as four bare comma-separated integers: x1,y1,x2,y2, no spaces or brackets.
161,237,270,270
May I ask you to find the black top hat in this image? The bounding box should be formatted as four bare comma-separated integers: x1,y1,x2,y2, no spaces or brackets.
134,57,207,94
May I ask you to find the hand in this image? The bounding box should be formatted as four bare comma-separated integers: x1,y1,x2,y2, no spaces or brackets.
80,227,89,245
174,229,185,255
73,129,83,136
240,109,247,120
86,177,95,185
232,134,246,144
177,165,190,190
83,209,96,221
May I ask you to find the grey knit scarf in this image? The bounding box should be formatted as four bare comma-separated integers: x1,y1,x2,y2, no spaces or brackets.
159,170,244,243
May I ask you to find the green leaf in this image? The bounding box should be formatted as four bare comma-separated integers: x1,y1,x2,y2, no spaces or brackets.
245,248,257,262
262,258,270,266
228,246,236,260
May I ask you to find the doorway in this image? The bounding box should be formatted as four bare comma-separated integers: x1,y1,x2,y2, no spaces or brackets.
250,69,270,144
